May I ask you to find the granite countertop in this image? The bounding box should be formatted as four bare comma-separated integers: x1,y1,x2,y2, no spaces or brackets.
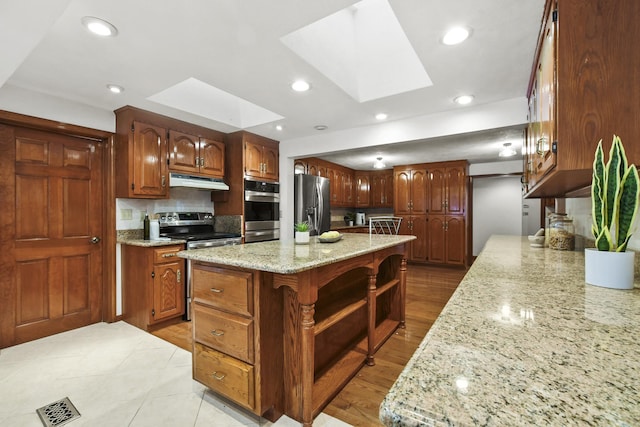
117,238,186,247
380,235,640,426
177,233,415,274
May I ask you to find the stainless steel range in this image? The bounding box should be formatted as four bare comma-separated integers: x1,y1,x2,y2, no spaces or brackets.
157,211,241,320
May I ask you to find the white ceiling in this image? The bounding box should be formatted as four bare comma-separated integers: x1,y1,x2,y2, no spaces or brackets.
0,0,545,168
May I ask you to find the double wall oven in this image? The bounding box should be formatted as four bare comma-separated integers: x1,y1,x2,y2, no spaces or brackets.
158,212,241,320
244,178,280,242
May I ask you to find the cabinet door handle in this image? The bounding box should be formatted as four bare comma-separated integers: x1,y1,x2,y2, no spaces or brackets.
177,269,181,283
162,253,176,258
161,175,166,188
211,371,226,381
210,287,223,293
536,137,547,155
210,329,225,336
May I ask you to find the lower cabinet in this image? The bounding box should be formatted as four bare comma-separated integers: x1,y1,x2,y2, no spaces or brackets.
427,215,465,265
191,263,284,421
123,244,185,330
398,215,428,262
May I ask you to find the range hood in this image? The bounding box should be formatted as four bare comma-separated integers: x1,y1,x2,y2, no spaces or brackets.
169,173,229,191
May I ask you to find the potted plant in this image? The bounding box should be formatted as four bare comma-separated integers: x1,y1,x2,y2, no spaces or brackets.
294,222,310,245
585,135,640,289
343,212,356,226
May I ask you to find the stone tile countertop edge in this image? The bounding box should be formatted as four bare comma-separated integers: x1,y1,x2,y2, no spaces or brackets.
177,233,416,274
380,235,640,427
117,238,186,247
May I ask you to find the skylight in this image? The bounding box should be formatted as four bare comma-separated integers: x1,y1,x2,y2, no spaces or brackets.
281,0,432,103
148,78,284,129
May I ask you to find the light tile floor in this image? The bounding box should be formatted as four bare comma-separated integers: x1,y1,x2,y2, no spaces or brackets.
0,321,352,427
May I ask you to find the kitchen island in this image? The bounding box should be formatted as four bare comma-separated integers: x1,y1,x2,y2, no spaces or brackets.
380,235,640,426
179,233,415,426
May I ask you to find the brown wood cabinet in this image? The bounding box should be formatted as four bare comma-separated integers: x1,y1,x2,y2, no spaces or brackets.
427,215,465,266
243,133,279,181
394,161,468,266
524,0,640,197
115,106,227,199
191,263,283,421
394,166,429,263
355,172,371,207
370,170,393,208
398,215,428,262
428,162,466,215
123,244,185,330
169,130,224,178
116,119,168,198
212,131,279,217
394,167,427,215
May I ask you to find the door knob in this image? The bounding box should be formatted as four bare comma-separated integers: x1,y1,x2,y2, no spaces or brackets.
91,236,101,244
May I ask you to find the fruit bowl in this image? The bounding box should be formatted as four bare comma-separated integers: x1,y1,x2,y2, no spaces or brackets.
318,232,343,243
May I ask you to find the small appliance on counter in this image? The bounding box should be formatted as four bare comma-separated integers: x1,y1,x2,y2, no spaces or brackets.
355,212,366,226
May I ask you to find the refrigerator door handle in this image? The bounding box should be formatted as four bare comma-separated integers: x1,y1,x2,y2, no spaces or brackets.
316,181,323,234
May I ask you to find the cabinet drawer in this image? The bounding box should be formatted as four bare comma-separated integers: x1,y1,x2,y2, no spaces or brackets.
194,304,254,363
192,265,253,316
153,246,182,264
194,343,255,411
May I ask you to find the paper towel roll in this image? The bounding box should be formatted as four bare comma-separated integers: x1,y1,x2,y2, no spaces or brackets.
150,220,160,240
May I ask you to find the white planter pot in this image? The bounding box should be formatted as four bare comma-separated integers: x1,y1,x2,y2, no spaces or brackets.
295,231,310,245
584,248,635,290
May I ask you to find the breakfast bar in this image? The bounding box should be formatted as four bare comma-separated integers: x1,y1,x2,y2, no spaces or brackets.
179,233,415,426
380,235,640,426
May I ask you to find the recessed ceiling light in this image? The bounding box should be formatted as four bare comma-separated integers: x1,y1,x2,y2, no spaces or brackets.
314,125,328,131
499,142,517,157
291,80,311,92
454,95,474,105
442,27,470,45
375,113,388,121
81,16,118,37
275,125,283,131
106,84,124,94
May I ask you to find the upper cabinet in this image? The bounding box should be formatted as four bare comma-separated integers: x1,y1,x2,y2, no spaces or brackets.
169,130,224,178
115,106,227,199
370,170,393,208
428,162,466,215
243,133,279,181
524,0,640,197
116,117,168,199
355,172,371,208
394,167,427,216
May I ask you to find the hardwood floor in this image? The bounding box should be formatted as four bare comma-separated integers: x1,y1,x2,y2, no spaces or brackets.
151,264,466,426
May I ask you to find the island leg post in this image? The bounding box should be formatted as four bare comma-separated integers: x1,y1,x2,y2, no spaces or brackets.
367,271,377,366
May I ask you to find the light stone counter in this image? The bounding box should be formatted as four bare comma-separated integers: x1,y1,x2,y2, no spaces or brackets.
117,238,185,247
177,233,415,274
380,235,640,426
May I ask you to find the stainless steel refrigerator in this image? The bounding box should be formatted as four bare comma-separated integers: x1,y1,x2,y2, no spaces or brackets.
294,174,330,236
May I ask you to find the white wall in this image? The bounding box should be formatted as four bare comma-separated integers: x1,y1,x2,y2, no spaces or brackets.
472,176,523,255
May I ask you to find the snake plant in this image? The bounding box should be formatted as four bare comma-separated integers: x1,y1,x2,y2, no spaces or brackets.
591,135,640,251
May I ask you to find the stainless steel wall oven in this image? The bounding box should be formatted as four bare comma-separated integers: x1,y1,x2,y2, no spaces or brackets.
244,178,280,242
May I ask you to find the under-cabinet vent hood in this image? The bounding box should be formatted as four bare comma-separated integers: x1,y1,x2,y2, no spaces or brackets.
169,173,229,191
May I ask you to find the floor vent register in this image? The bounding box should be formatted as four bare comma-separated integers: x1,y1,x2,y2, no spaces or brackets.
36,397,81,427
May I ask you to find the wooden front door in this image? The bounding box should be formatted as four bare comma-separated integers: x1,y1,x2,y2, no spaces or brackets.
0,125,103,347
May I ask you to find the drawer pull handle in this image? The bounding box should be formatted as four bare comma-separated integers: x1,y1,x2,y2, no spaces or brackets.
210,329,225,336
162,253,176,258
210,288,223,293
212,371,226,381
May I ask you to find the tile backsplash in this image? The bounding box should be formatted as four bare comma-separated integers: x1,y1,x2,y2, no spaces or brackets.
116,187,214,230
565,197,640,251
